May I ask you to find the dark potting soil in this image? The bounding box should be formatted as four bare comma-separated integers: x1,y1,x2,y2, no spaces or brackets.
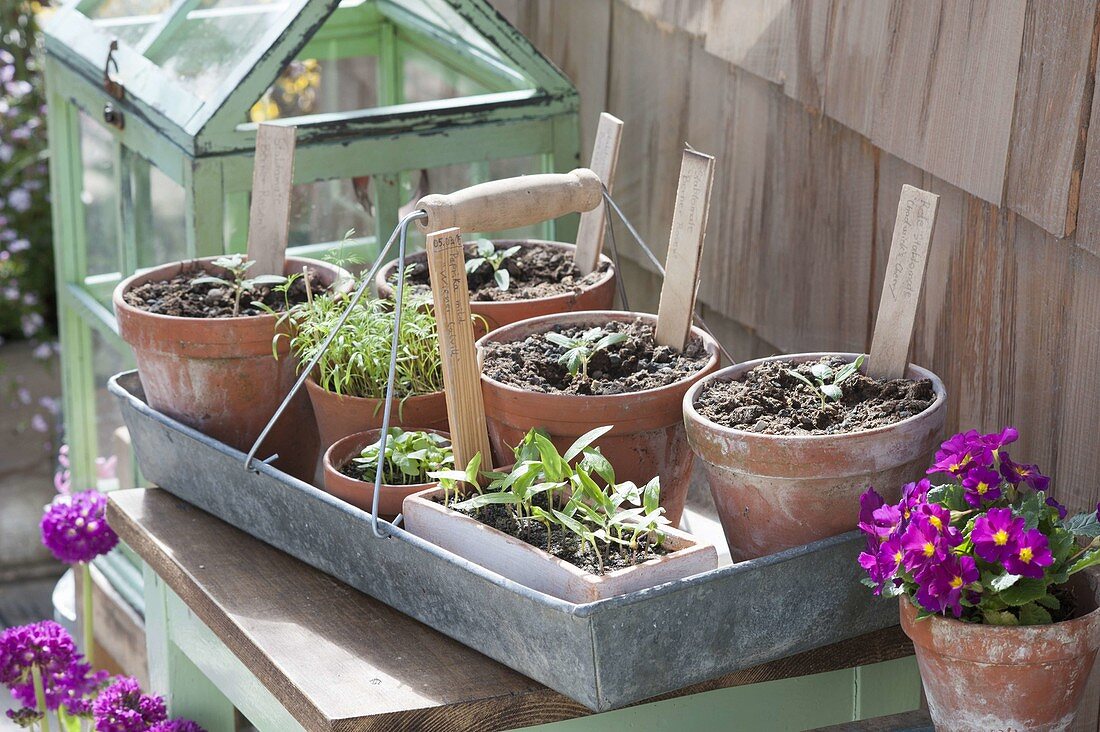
446,499,668,575
695,356,936,436
481,319,710,396
338,459,426,485
398,241,609,302
123,265,327,318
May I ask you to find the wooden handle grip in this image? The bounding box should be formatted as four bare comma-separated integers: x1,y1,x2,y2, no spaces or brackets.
415,168,602,233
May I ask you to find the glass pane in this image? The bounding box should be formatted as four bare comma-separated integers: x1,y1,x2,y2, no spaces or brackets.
249,56,378,122
402,46,491,104
91,329,131,492
288,177,376,249
144,0,293,101
399,0,511,66
82,0,173,20
137,161,188,269
79,113,119,277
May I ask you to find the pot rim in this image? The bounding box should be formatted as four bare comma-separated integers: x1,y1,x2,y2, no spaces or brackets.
375,239,617,309
477,310,720,402
113,254,350,326
304,374,446,404
683,351,947,443
323,428,451,489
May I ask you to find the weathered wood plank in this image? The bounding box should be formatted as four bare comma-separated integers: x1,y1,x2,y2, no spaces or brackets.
1005,0,1098,238
822,0,890,139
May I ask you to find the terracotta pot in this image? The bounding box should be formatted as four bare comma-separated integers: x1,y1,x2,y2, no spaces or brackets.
304,377,449,452
375,240,616,336
478,311,720,527
114,256,350,482
402,486,718,603
683,352,947,562
322,429,448,520
900,570,1100,732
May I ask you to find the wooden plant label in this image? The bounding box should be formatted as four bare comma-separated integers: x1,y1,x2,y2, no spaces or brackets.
574,113,624,275
246,123,297,276
425,228,493,471
655,148,716,350
867,184,940,380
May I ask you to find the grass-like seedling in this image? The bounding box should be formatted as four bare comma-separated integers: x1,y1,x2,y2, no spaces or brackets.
191,254,287,317
278,280,444,400
786,354,866,408
350,428,453,485
545,327,629,379
466,239,521,291
430,426,668,572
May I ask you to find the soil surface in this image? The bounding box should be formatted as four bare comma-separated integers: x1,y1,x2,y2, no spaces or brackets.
481,319,710,395
398,241,609,302
123,265,327,318
448,498,667,575
695,356,936,435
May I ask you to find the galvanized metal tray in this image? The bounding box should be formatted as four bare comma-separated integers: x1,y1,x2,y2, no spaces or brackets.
110,369,897,712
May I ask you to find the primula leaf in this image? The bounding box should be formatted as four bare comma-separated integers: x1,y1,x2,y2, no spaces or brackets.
997,577,1049,606
1066,511,1100,538
1018,602,1053,626
989,572,1021,592
1019,492,1046,531
820,384,843,401
982,609,1020,626
927,483,968,512
564,425,614,462
1035,593,1061,611
494,268,510,291
1067,549,1100,576
1048,529,1076,564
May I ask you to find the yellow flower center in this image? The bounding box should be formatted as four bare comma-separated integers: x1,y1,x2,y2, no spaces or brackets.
1019,547,1034,563
922,542,935,558
993,529,1009,546
976,482,989,495
950,575,964,589
928,515,943,531
893,550,903,564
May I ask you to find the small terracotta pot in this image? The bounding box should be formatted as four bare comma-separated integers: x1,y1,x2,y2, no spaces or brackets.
900,570,1100,732
478,311,720,526
402,486,718,603
322,429,448,520
375,240,616,336
114,256,350,482
304,377,449,452
683,352,946,562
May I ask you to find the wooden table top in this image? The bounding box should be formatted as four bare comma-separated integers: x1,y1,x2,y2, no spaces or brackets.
108,488,915,732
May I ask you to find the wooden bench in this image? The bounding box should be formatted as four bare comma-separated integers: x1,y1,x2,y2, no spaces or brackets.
107,488,922,731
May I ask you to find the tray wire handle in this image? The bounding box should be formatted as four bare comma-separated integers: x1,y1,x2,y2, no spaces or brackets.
245,210,428,540
600,189,734,365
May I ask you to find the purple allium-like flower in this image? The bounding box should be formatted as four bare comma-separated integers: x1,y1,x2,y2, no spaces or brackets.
962,466,1002,507
0,621,106,714
999,454,1050,491
149,719,207,732
92,677,167,732
40,491,119,564
1003,529,1054,579
914,554,979,618
971,508,1023,564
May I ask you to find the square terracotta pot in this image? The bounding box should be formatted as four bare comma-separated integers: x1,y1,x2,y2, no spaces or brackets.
402,487,718,603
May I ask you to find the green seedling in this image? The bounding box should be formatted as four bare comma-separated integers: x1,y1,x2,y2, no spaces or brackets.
466,239,520,291
430,426,668,573
545,327,628,380
191,254,287,317
352,428,453,485
786,354,866,408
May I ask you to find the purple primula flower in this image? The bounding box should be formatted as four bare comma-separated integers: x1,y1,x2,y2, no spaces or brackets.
858,487,884,536
40,491,120,565
999,454,1051,491
900,519,950,574
148,719,207,732
1003,529,1054,579
92,677,167,732
0,621,106,715
914,554,979,618
859,536,904,595
858,487,902,544
899,479,930,523
962,466,1002,507
928,430,993,477
971,508,1023,564
913,502,958,542
980,426,1018,454
1046,496,1068,520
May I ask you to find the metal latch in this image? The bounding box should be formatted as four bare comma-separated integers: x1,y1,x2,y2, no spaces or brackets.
103,40,124,130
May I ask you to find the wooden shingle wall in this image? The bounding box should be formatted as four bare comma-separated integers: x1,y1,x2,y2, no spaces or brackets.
492,1,1100,725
